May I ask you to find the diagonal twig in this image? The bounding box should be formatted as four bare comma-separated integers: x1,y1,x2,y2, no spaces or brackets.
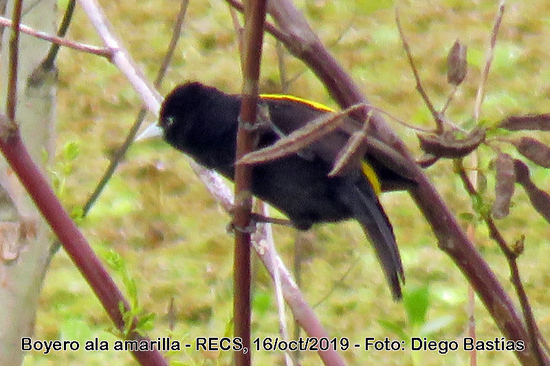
82,0,190,217
76,0,162,114
42,0,77,69
474,1,505,122
395,9,444,133
0,16,111,58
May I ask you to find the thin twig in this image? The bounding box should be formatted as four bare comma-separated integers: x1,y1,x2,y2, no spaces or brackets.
152,0,190,87
76,0,161,114
228,5,245,70
276,41,289,93
256,201,295,366
42,0,76,69
0,16,112,58
312,257,360,308
474,1,505,122
395,9,444,132
292,231,304,362
467,245,477,366
441,84,459,115
466,154,479,366
82,0,190,216
466,5,505,364
6,0,23,121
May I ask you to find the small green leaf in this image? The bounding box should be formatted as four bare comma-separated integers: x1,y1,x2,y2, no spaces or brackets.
403,286,430,327
458,212,476,223
104,249,124,270
253,291,272,315
71,206,84,222
135,312,156,334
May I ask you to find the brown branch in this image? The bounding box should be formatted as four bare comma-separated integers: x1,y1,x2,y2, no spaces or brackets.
233,1,268,365
0,117,167,366
6,0,23,121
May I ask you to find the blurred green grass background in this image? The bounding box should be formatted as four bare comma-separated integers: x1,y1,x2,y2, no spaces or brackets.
24,0,550,365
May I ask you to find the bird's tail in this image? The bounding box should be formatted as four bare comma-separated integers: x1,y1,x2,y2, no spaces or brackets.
340,176,404,300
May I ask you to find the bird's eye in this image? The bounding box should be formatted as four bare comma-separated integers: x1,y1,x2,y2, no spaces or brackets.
163,116,175,128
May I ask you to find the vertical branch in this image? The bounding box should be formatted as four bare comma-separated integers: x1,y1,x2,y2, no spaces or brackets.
6,0,22,120
233,0,268,365
468,6,503,365
194,159,348,365
276,41,289,92
466,157,479,366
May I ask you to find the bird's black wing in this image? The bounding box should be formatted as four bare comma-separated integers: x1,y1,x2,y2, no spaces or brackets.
263,96,405,298
262,96,415,192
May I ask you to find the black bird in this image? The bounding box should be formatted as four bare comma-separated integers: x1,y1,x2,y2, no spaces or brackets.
145,82,411,299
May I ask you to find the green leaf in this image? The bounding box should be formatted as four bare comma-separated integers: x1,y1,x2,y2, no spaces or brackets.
103,249,124,270
252,291,272,315
71,206,84,223
135,312,156,334
458,212,475,223
403,286,430,327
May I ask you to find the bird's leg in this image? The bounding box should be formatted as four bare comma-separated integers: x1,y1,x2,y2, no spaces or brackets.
250,213,294,227
226,208,294,234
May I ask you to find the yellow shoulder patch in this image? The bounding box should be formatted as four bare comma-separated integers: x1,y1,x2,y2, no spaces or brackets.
260,94,335,113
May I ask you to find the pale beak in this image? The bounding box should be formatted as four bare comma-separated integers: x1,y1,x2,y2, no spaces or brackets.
136,123,164,141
